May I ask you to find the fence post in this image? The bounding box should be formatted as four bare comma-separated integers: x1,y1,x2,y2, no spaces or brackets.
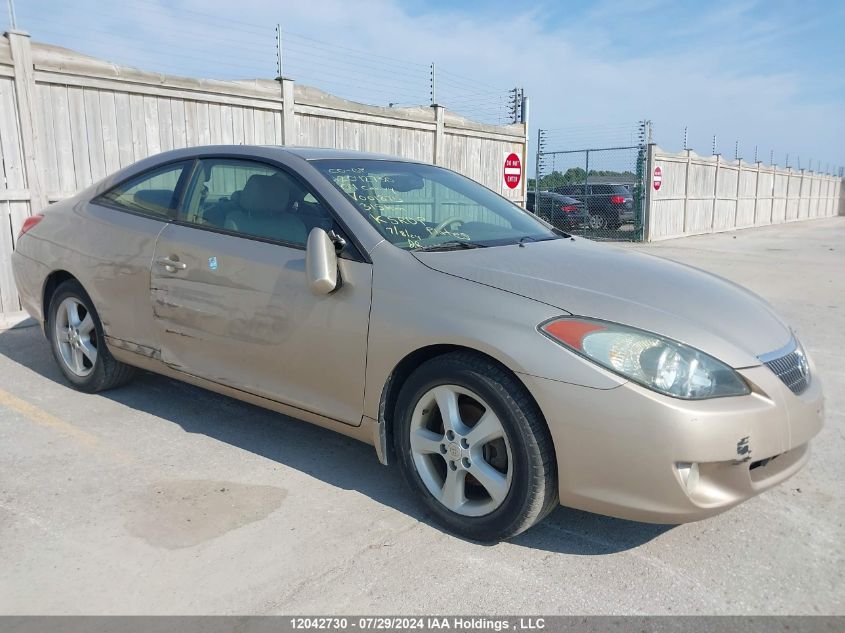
839,177,845,216
520,96,529,207
785,167,793,221
768,165,775,224
280,77,295,145
680,149,691,235
7,30,47,214
642,143,655,241
733,158,742,229
710,154,720,232
823,174,828,217
533,128,543,213
753,161,761,224
432,104,444,166
825,176,831,217
808,171,815,218
584,149,590,204
798,168,805,220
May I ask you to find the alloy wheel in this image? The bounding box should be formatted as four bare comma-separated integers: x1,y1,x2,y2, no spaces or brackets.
588,214,607,230
409,384,513,517
54,297,98,377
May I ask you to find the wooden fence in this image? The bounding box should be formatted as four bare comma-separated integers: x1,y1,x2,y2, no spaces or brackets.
646,146,843,241
0,31,528,315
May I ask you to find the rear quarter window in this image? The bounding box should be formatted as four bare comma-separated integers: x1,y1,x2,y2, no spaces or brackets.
96,161,191,218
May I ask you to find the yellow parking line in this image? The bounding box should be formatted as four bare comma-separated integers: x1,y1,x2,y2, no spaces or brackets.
0,388,134,463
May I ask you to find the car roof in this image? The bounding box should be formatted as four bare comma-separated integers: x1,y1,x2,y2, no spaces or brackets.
130,145,423,165
271,146,419,162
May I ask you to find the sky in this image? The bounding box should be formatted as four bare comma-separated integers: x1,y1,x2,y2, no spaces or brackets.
8,0,845,173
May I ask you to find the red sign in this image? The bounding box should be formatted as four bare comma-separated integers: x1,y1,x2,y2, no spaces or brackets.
504,153,521,189
653,166,663,191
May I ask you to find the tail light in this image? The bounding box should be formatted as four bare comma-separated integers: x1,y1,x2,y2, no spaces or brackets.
561,205,579,213
610,195,626,205
18,213,44,239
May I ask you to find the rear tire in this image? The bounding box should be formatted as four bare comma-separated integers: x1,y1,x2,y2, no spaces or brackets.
394,352,558,541
47,280,136,393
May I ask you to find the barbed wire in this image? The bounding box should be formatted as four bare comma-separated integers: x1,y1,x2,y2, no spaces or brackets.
670,125,842,176
540,123,646,152
13,1,518,126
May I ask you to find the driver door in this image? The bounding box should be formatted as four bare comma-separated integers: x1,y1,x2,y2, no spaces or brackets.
150,157,372,426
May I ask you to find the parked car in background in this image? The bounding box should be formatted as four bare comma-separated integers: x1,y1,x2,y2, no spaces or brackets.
553,183,634,229
526,191,586,229
11,146,823,542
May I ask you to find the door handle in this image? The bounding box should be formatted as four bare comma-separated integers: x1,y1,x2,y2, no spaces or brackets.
156,257,187,273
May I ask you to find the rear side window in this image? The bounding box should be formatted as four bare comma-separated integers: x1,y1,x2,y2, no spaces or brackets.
96,161,191,218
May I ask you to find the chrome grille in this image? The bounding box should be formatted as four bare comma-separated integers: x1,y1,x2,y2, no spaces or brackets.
761,342,810,395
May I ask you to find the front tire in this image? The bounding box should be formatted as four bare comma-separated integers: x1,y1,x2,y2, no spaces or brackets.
47,280,135,393
394,352,557,541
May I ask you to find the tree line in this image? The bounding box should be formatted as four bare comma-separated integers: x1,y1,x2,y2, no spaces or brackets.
527,168,637,191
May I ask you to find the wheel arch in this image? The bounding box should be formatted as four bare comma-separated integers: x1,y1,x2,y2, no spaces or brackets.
377,344,549,466
42,270,79,327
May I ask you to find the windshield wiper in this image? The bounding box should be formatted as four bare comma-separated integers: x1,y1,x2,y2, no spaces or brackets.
412,240,487,252
517,235,564,247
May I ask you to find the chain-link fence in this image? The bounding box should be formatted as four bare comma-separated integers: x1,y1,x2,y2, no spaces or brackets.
531,122,651,241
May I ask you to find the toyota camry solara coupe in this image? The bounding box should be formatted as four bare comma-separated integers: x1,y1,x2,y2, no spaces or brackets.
12,146,823,541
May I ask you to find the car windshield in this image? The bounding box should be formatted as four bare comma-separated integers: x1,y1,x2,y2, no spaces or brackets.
313,160,560,250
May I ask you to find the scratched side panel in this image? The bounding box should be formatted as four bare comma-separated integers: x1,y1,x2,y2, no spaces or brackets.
81,202,167,350
20,197,165,352
150,223,373,426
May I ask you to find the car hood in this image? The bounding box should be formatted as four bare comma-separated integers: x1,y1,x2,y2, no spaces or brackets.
414,238,792,368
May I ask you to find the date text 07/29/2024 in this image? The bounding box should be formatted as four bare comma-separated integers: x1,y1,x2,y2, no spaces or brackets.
289,617,547,631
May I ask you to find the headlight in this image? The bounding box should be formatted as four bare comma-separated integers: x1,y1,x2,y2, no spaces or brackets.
540,317,750,400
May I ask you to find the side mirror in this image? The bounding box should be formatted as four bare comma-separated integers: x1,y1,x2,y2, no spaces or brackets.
306,228,340,295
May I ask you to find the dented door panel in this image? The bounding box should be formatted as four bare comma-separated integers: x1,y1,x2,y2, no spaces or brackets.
66,200,168,352
150,223,372,426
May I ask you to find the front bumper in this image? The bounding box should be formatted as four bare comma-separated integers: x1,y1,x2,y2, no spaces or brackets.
520,361,823,524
